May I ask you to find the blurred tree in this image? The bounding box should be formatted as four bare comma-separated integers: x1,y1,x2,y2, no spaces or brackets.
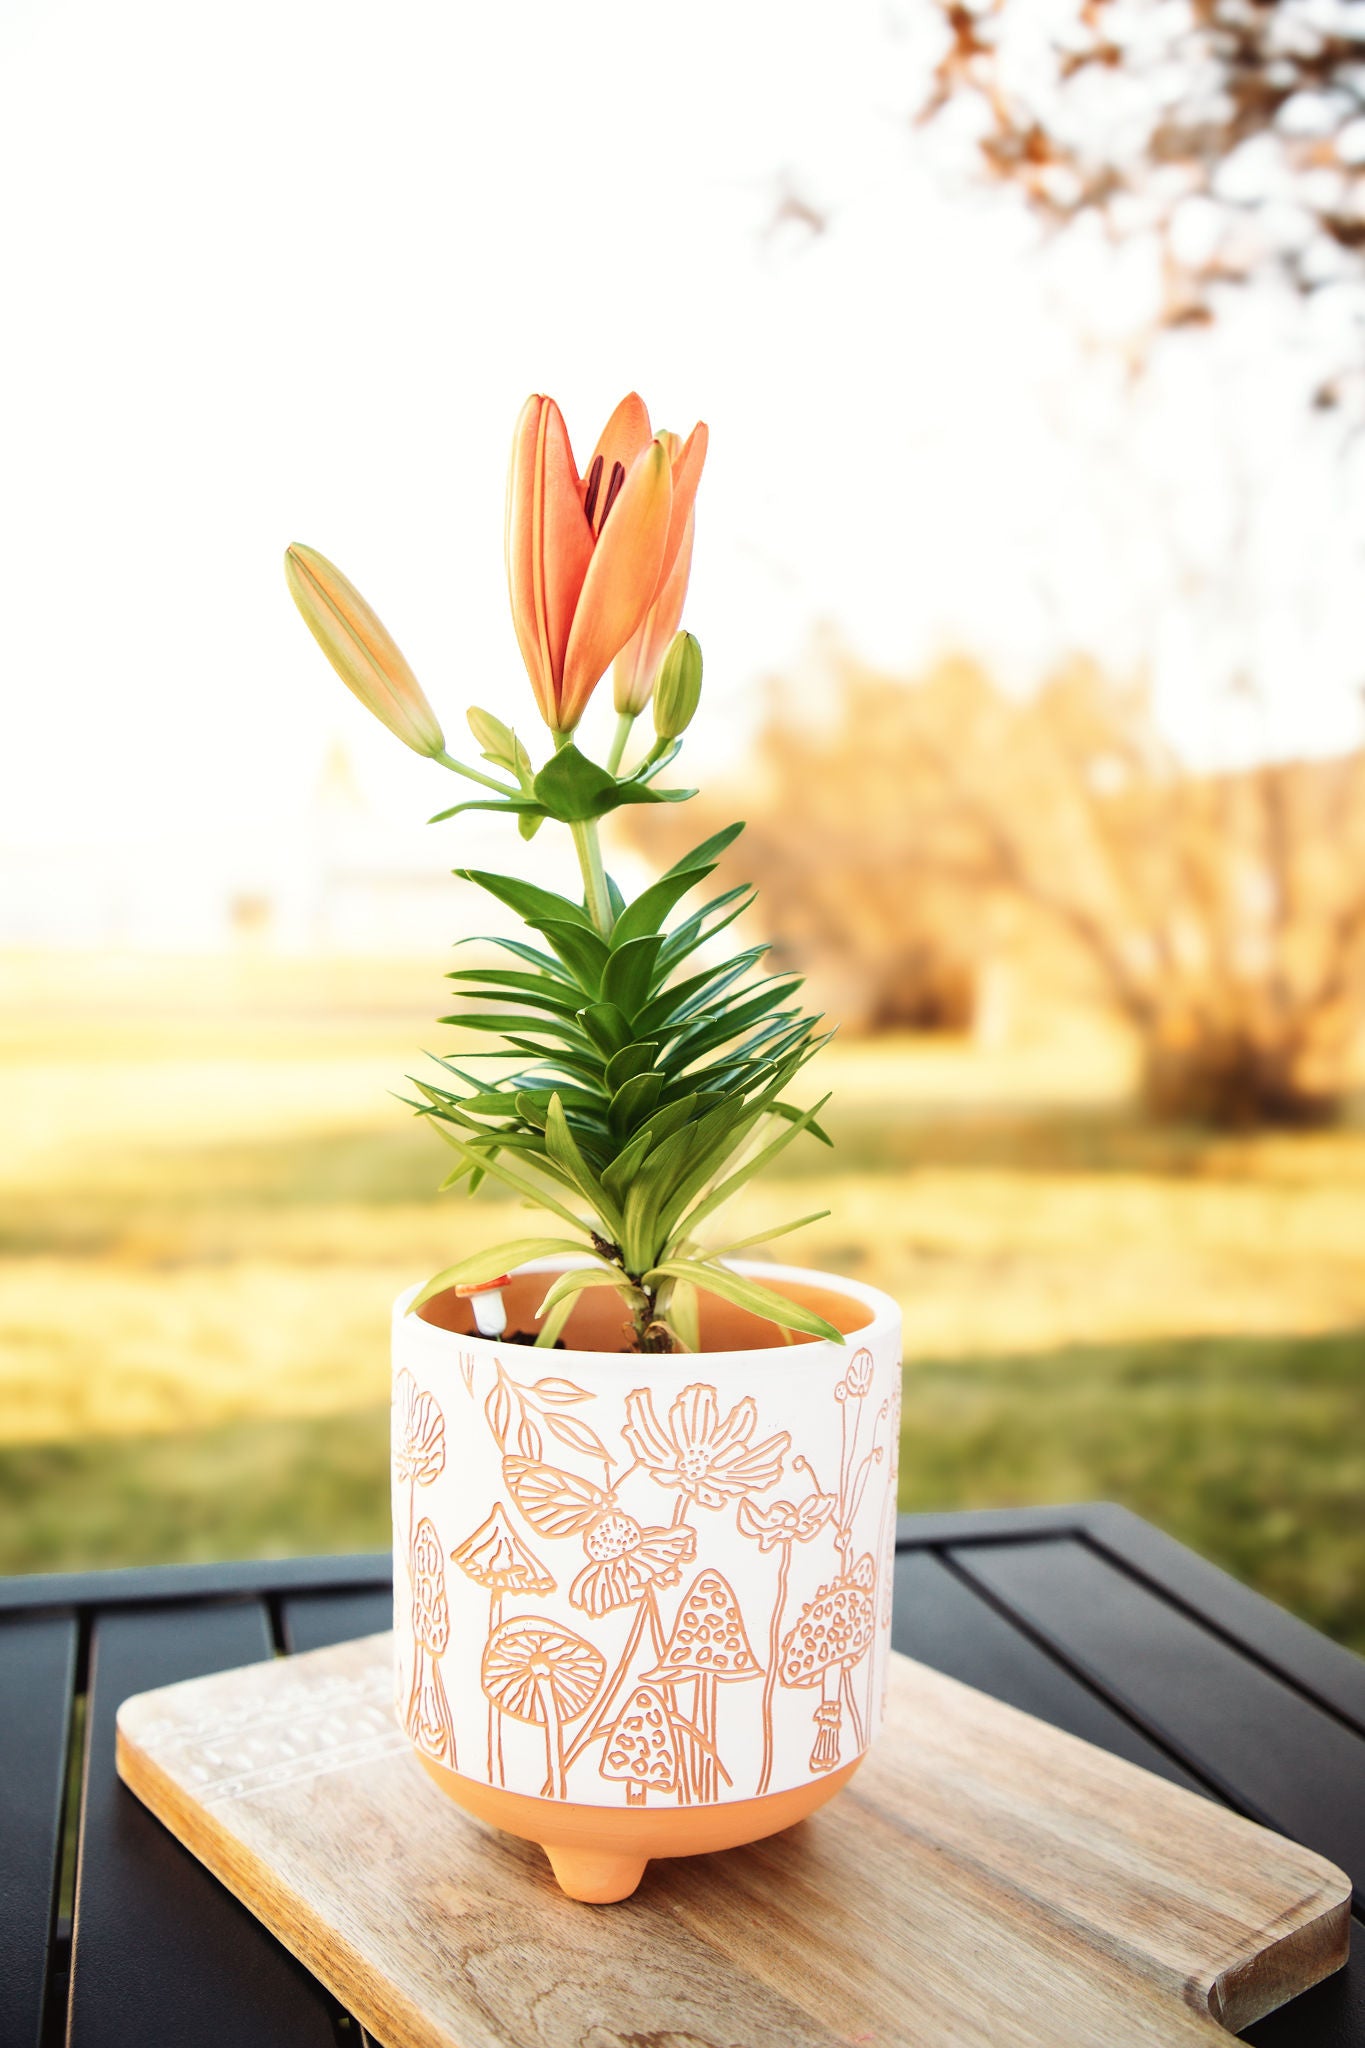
889,652,1365,1122
635,650,1365,1125
623,662,983,1038
914,0,1365,406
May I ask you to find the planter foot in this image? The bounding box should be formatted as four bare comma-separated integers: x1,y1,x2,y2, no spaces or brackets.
544,1845,649,1903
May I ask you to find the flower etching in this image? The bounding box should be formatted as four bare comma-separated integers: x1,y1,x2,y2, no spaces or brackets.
831,1346,887,1574
481,1617,605,1800
737,1490,837,1794
406,1514,456,1766
623,1383,790,1518
569,1510,696,1617
836,1348,875,1401
642,1567,761,1802
778,1566,876,1776
452,1502,556,1784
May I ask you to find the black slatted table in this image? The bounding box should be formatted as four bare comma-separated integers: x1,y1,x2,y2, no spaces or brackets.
1,1505,1360,2047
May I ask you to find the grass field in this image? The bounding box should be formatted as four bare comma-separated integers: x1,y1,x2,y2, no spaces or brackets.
2,951,1362,1650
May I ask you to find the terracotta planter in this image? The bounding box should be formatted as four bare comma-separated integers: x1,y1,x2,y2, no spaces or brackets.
391,1258,901,1902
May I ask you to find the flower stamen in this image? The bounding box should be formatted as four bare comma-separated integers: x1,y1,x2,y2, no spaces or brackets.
598,459,627,529
583,453,605,528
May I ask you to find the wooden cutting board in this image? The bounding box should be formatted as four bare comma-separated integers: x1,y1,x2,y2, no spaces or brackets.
115,1631,1349,2048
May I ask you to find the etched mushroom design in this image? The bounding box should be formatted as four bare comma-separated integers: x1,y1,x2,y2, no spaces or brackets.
481,1616,605,1801
600,1683,680,1806
642,1568,761,1802
394,1369,446,1611
406,1514,456,1766
778,1570,875,1775
452,1502,556,1785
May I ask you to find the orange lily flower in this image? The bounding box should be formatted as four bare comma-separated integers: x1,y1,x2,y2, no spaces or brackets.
505,393,707,733
613,429,697,717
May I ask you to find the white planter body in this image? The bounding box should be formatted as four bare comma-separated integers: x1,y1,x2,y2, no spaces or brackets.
391,1260,902,1815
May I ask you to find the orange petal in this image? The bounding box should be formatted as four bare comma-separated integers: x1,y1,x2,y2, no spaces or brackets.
613,510,694,716
284,543,445,756
561,439,671,729
583,392,653,535
505,396,594,727
656,422,707,592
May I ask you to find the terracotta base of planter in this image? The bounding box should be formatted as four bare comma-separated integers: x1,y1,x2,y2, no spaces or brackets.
416,1751,863,1903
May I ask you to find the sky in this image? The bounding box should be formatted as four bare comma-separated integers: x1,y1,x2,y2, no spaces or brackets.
2,0,1363,935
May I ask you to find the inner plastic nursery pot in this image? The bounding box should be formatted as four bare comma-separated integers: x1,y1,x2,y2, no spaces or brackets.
392,1258,902,1903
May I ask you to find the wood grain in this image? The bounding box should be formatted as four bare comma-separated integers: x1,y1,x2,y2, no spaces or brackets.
115,1633,1350,2048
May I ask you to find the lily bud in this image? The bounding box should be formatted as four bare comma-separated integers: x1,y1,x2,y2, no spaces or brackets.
284,543,445,757
652,631,703,739
467,706,518,769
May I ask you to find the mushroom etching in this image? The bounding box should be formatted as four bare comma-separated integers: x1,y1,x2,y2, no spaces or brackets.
407,1514,457,1766
393,1372,448,1745
499,1454,700,1784
777,1563,876,1775
394,1369,445,1561
481,1616,605,1801
452,1503,556,1784
599,1684,679,1806
642,1568,760,1801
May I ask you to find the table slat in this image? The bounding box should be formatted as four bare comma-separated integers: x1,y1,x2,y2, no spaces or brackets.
0,1552,391,1616
279,1586,392,1655
893,1549,1211,1796
952,1539,1365,1902
68,1599,338,2048
1085,1505,1365,1735
0,1612,77,2048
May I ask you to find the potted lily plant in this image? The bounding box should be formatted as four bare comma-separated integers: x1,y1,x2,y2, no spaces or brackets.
285,390,902,1903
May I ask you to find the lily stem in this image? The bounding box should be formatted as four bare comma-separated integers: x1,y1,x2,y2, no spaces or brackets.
569,816,614,939
433,750,517,795
606,711,636,776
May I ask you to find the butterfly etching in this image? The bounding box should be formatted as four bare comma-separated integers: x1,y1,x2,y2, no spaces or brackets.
504,1456,697,1614
504,1457,616,1540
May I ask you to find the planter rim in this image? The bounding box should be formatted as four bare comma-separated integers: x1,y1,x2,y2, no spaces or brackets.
395,1256,899,1363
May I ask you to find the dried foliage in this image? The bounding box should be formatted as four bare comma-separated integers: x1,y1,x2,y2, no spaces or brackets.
627,679,981,1038
638,652,1365,1126
917,0,1365,397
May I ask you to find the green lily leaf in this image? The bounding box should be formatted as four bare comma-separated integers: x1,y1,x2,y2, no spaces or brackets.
455,869,594,930
532,744,695,823
408,1236,595,1314
429,796,547,824
645,1259,844,1344
534,1264,641,1322
706,1210,831,1257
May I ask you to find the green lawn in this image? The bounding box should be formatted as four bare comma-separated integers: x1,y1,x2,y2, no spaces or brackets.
2,954,1362,1653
